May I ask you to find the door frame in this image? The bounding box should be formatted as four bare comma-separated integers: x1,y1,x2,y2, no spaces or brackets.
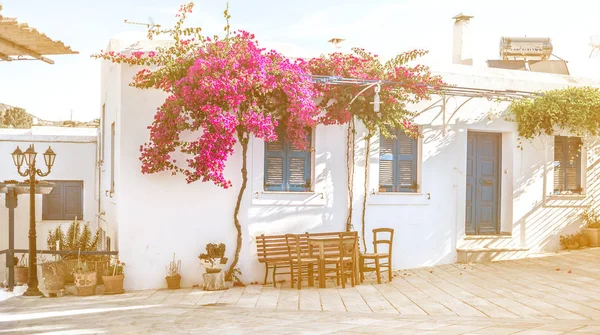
466,131,502,235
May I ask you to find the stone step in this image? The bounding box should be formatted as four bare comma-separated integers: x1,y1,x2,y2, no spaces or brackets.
456,247,530,263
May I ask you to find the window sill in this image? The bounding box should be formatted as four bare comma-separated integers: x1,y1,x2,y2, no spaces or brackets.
544,193,587,208
464,233,512,240
251,191,326,207
39,220,77,224
368,192,431,206
374,192,424,195
547,194,586,201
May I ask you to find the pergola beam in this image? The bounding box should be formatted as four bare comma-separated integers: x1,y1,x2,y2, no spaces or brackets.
0,36,54,64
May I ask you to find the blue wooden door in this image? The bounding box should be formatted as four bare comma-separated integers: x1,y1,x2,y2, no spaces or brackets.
466,132,501,235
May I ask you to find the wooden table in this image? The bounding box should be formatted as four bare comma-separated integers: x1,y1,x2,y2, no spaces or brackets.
307,236,359,288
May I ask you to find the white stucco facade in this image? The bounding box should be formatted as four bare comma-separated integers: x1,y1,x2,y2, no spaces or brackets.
100,38,600,290
0,127,101,281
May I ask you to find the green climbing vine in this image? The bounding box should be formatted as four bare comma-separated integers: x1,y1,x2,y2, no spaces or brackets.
509,86,600,140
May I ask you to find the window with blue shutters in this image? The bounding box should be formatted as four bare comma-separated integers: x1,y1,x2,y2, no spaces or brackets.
42,180,84,220
553,136,582,194
264,128,312,192
379,129,418,193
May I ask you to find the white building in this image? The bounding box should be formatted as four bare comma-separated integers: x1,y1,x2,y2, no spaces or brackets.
0,127,103,281
100,19,600,290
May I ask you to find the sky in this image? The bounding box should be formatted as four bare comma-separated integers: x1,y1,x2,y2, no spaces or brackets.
1,0,600,122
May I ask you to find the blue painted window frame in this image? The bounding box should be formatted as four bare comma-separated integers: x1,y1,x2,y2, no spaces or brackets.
379,128,418,193
264,128,312,192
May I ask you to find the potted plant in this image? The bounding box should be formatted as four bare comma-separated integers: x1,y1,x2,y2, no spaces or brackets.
102,256,125,295
14,254,28,286
560,234,580,250
165,253,182,290
73,251,97,296
39,255,67,296
582,208,600,247
198,243,228,274
578,232,590,248
47,219,103,284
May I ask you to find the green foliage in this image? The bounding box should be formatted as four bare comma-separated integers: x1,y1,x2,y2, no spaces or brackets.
509,86,600,141
559,233,580,248
582,207,600,229
231,267,244,286
16,254,27,267
74,261,89,273
199,243,228,265
47,226,65,251
1,107,33,129
47,219,101,259
107,263,125,276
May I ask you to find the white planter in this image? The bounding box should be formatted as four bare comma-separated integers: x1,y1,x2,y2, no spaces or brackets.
199,259,226,274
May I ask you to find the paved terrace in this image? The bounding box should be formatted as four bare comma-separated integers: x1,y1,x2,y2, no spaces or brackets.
1,248,600,334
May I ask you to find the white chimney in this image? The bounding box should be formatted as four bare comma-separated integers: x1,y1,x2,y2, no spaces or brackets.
452,13,474,65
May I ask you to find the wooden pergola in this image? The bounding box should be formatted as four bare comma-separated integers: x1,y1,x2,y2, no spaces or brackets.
0,5,77,64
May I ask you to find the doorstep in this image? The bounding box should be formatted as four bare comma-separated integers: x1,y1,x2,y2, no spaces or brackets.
457,246,530,263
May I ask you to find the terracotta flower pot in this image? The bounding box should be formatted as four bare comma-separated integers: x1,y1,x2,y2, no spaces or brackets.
14,267,28,285
583,228,600,247
102,274,124,295
165,274,181,290
74,271,97,296
41,263,66,294
578,234,590,248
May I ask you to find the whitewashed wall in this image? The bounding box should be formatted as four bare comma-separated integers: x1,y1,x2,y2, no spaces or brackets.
0,128,98,281
102,40,600,290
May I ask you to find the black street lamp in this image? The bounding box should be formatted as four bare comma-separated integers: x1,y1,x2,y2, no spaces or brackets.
11,144,56,296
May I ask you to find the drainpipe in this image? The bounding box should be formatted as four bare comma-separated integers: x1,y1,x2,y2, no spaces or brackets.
94,130,105,246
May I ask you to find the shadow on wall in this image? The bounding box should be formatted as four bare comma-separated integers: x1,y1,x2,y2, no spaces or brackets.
361,119,468,271
513,138,600,252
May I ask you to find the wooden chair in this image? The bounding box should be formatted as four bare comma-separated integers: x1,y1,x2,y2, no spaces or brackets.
324,232,358,288
285,234,318,290
360,228,394,284
256,234,293,287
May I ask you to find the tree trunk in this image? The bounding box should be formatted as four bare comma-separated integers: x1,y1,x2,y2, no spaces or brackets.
226,133,248,281
360,131,371,252
345,119,356,232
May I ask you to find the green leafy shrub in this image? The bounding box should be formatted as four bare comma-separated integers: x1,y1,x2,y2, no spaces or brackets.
582,207,600,229
47,219,101,260
559,233,580,249
509,86,600,141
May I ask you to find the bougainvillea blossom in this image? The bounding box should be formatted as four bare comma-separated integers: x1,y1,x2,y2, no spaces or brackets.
96,28,318,189
308,48,445,138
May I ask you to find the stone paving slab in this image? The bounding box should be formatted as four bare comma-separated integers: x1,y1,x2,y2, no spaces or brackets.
0,248,599,334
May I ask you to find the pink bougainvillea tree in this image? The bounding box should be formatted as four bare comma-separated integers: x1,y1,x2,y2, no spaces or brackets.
308,49,444,249
92,2,319,280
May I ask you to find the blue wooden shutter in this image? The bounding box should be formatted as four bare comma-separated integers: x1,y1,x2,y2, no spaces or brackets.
264,129,285,191
553,136,565,193
43,182,64,220
396,130,417,192
565,137,582,192
379,134,395,192
64,181,83,220
554,136,582,193
42,181,83,220
287,131,311,192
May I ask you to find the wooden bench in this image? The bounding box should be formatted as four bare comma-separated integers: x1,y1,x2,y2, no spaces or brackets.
256,232,343,287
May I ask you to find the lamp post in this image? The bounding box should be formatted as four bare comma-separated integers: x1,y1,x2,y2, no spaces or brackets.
11,144,56,296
